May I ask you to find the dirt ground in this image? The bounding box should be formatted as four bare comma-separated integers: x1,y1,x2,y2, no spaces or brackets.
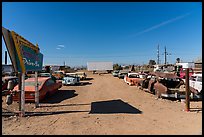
2,71,202,135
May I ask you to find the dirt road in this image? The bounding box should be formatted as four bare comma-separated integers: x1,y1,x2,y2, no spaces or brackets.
2,72,202,135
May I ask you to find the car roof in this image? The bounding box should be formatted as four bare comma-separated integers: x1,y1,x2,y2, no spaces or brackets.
192,73,202,77
66,73,77,74
76,72,85,73
128,73,138,76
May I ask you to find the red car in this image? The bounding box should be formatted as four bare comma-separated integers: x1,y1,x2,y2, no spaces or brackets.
11,77,62,102
124,73,145,86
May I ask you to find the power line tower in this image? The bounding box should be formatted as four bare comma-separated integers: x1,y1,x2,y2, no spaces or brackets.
157,44,160,65
163,46,171,65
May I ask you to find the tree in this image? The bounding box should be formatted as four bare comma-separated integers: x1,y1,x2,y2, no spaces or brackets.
176,58,180,63
149,60,156,66
113,64,122,70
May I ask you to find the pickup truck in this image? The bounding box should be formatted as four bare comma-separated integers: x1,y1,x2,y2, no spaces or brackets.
189,73,202,98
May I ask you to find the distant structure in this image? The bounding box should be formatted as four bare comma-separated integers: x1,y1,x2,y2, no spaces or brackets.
87,61,113,73
157,44,160,65
163,46,171,65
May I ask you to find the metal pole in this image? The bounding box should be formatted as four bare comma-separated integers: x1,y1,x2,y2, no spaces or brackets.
164,46,167,65
18,72,22,111
185,68,190,112
157,44,159,65
5,51,7,65
20,73,25,117
35,71,39,108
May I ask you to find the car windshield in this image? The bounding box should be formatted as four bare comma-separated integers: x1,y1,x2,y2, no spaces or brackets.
114,70,119,73
25,81,43,86
39,73,50,77
129,74,138,78
197,76,202,82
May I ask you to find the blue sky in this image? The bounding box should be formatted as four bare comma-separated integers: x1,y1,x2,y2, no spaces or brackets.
2,2,202,67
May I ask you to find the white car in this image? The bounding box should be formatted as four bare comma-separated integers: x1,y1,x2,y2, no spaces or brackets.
189,73,202,94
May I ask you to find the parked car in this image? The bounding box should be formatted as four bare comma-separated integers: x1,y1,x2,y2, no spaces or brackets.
189,73,202,98
62,74,80,85
153,72,186,99
66,73,80,80
52,71,64,80
2,76,18,95
112,70,120,77
118,70,129,79
75,72,87,80
11,77,62,102
38,72,57,82
141,72,157,94
124,73,139,86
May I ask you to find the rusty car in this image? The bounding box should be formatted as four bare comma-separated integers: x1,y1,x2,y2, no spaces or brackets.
153,72,186,99
140,72,158,94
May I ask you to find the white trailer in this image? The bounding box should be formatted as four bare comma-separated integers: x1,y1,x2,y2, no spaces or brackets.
87,62,113,72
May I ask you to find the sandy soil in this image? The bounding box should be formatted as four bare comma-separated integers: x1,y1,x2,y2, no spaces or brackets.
2,72,202,135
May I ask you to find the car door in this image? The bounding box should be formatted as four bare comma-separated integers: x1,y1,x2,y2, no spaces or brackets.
45,79,55,94
189,75,196,89
195,76,202,92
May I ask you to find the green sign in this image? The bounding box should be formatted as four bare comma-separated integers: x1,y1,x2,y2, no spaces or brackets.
17,45,43,72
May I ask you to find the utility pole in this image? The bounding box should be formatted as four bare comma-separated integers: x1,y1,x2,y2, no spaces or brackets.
157,44,160,65
163,46,171,65
164,46,167,65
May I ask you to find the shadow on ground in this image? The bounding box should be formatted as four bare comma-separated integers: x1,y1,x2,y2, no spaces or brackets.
80,82,92,86
89,99,142,114
2,110,89,117
41,90,78,104
25,110,89,117
39,103,90,108
84,78,94,81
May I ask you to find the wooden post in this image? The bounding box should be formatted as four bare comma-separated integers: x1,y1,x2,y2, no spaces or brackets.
185,68,190,112
35,71,39,108
18,72,22,111
20,73,25,117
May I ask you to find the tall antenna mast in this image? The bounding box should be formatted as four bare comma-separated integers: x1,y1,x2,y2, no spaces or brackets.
157,44,160,64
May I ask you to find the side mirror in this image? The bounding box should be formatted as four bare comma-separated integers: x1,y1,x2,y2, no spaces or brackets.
7,80,14,90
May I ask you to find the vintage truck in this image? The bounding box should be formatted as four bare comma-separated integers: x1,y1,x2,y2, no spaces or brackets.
153,72,186,99
189,73,202,99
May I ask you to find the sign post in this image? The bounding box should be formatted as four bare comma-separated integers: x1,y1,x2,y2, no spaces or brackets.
185,68,190,112
20,73,25,117
18,72,22,112
35,71,39,108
